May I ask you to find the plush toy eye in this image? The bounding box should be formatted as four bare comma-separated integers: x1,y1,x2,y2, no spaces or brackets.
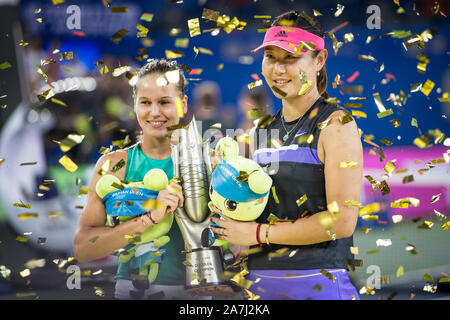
224,199,237,211
209,185,213,195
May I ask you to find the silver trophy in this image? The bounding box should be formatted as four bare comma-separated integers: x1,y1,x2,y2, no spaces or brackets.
170,117,227,290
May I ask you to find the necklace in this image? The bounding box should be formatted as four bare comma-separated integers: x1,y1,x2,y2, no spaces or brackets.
281,114,302,142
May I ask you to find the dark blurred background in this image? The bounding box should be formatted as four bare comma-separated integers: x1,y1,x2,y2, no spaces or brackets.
0,0,449,300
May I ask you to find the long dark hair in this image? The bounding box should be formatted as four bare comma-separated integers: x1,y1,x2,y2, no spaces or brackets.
272,11,329,99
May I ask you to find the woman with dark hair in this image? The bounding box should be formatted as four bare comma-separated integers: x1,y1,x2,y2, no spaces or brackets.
73,59,206,300
210,11,363,300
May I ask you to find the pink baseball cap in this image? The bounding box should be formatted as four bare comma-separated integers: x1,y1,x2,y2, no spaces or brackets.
252,26,325,54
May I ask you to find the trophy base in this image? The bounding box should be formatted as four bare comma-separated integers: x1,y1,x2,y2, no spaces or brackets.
184,246,228,290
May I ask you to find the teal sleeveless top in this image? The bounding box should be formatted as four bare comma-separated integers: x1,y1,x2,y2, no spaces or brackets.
114,143,185,285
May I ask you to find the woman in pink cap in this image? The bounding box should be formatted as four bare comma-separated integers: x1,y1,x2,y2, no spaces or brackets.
210,11,363,300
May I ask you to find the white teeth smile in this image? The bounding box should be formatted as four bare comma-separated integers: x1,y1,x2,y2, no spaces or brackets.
274,80,290,84
147,121,165,125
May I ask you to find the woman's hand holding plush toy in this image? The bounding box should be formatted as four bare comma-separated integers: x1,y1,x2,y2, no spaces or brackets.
150,182,184,223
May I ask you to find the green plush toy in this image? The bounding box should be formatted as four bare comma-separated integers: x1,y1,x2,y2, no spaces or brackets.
95,168,172,292
203,137,272,262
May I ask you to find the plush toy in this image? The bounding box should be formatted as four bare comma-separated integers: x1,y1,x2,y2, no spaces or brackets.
202,137,272,263
95,168,172,295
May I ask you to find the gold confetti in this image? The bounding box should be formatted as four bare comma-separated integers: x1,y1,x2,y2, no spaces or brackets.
89,236,99,243
268,247,290,261
271,186,280,204
20,161,37,166
16,236,29,242
418,220,434,229
140,13,153,22
19,269,31,278
112,66,132,77
202,8,220,22
351,110,367,118
142,199,163,211
13,202,31,209
421,79,435,96
358,54,377,62
396,265,404,277
320,269,336,282
57,134,85,152
271,85,287,97
59,51,73,61
111,29,128,44
340,161,358,168
17,213,38,220
187,18,201,37
57,155,78,173
317,118,332,130
431,193,441,204
384,160,396,175
344,33,354,43
438,92,450,102
334,4,345,17
165,50,184,59
345,200,362,208
248,80,263,90
402,175,414,184
326,32,343,55
125,233,142,244
48,212,64,218
94,286,105,297
174,38,189,48
296,194,308,207
111,6,128,13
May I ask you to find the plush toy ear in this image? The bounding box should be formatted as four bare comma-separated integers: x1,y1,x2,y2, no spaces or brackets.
248,170,272,194
215,136,239,162
96,174,122,199
143,168,169,191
